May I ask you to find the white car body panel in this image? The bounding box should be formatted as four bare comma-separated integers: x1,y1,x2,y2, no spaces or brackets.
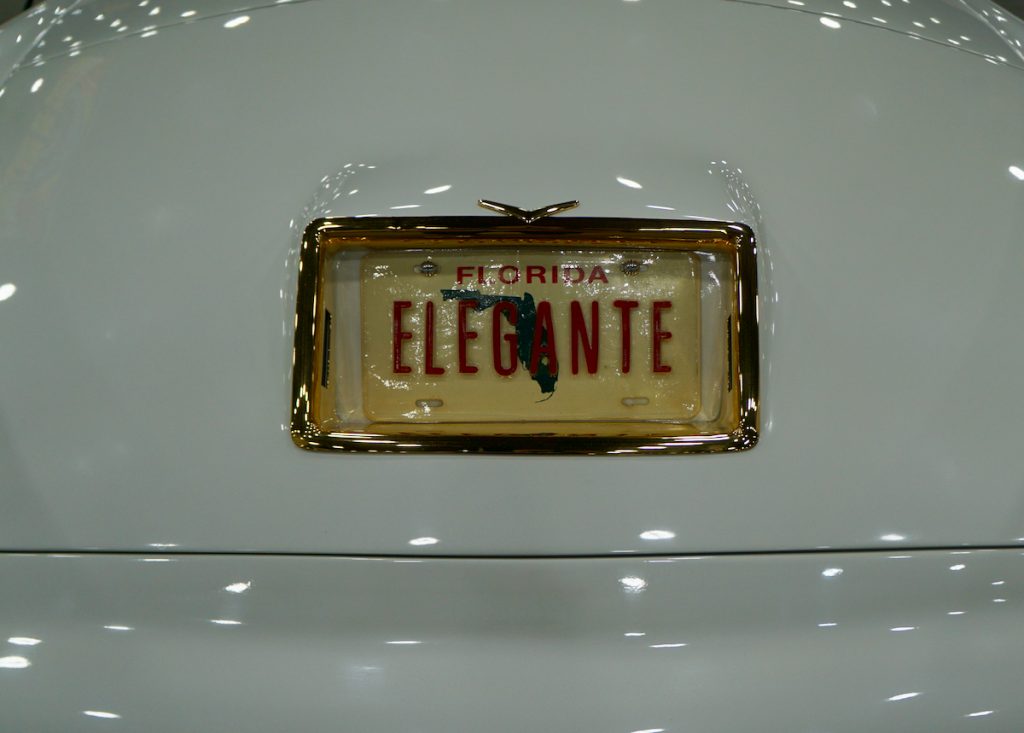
1,549,1023,732
2,0,1023,555
2,1,1024,729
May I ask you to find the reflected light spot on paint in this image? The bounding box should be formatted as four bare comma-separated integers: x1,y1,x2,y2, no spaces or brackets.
620,576,648,592
0,656,30,669
639,530,675,541
223,15,249,28
408,536,439,546
1009,165,1024,181
83,711,121,719
7,637,40,646
888,692,920,701
616,176,643,189
820,16,842,28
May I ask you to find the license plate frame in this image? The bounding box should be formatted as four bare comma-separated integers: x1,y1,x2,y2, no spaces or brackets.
291,216,759,455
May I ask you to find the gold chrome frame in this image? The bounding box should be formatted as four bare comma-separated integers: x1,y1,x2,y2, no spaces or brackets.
291,216,759,455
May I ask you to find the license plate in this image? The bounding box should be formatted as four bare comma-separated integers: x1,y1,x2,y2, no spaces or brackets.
292,217,758,454
361,250,702,422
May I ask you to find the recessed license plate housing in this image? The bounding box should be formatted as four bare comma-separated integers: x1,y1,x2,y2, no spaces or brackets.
291,216,759,455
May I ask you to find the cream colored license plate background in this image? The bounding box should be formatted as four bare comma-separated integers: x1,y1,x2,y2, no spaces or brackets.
360,249,701,422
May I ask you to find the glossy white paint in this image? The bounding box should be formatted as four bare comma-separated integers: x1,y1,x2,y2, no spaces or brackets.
0,3,65,79
738,0,1024,66
1,0,1024,555
0,549,1022,730
1,0,291,68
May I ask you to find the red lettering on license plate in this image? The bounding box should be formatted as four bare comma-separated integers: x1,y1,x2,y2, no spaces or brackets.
392,297,673,377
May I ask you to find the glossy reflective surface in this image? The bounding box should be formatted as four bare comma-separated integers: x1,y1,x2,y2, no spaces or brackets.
1,0,1023,554
0,550,1022,731
735,0,1024,67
